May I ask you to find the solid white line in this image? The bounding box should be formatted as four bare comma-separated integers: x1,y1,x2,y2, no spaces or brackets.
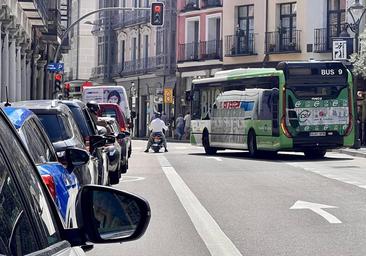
157,156,242,256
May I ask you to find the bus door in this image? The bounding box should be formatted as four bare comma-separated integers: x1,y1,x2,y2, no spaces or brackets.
271,88,280,136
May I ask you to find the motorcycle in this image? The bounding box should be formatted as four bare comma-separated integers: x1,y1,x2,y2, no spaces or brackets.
151,132,164,153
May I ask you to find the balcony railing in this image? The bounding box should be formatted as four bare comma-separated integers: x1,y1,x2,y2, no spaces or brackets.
113,57,161,77
113,10,150,29
314,26,342,53
182,0,200,12
265,30,301,53
46,9,63,37
225,34,255,56
201,0,222,9
178,40,222,62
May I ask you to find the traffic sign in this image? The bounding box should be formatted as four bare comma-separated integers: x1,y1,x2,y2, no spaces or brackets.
47,63,64,72
164,88,173,104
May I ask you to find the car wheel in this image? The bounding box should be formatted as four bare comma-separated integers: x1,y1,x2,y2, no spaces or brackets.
128,144,132,158
248,131,258,158
109,171,120,185
203,131,217,155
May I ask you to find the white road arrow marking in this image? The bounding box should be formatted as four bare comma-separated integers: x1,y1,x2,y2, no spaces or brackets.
290,200,342,224
207,157,223,162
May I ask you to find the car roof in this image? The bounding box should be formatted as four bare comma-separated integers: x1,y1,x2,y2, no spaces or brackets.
61,99,86,109
11,100,71,114
3,107,35,129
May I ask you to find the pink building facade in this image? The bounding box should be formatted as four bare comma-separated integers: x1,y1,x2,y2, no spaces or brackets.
175,0,223,116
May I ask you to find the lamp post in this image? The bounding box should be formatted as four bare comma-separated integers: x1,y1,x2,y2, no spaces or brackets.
348,0,366,53
131,79,140,137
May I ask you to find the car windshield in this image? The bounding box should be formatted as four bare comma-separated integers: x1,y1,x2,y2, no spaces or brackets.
37,114,72,142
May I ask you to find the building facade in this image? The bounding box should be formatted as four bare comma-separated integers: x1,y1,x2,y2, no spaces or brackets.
62,0,98,98
176,0,223,116
91,0,177,137
0,0,70,102
223,0,350,69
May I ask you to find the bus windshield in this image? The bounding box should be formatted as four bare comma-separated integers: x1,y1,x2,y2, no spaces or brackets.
287,84,347,99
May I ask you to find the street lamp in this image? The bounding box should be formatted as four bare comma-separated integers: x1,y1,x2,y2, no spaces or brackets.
348,0,366,52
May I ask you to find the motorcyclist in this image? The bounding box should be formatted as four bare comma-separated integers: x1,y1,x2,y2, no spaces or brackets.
144,112,168,152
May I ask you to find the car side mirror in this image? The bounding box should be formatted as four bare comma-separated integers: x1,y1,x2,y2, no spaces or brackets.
131,111,136,119
66,148,90,171
117,133,126,140
90,135,107,149
75,185,151,243
106,135,116,144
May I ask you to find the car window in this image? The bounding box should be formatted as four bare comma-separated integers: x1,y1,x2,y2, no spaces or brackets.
0,115,62,253
37,114,72,142
19,119,57,164
69,106,93,137
101,109,117,119
66,114,85,145
33,119,58,162
0,151,39,255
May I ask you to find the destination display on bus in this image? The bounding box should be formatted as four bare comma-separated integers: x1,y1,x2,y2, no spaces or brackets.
277,62,348,84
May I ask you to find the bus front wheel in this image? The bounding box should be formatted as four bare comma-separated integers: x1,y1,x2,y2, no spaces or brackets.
203,132,217,155
248,131,258,157
304,149,326,159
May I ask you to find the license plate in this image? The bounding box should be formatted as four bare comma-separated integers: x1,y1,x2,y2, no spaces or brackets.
309,132,326,137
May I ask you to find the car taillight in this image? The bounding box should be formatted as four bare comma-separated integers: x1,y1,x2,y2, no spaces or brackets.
120,126,126,132
42,175,57,200
345,88,353,136
85,136,90,152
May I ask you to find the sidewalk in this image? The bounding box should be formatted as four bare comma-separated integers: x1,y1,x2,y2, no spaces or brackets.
332,148,366,158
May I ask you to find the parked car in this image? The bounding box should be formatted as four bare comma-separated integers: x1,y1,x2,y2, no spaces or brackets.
0,107,150,255
3,107,88,227
97,117,129,184
97,103,132,158
12,100,98,185
61,100,111,186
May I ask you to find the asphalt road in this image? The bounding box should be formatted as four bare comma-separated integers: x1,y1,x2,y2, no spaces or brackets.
87,141,366,256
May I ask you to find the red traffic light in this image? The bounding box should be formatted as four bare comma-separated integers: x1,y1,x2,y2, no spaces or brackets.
55,73,62,81
151,2,164,26
154,5,161,13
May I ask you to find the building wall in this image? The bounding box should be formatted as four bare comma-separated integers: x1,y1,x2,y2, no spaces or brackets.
223,0,336,67
63,0,97,81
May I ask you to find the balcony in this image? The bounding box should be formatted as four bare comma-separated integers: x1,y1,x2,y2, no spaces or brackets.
18,0,48,26
113,9,150,29
201,0,222,9
113,57,160,77
42,9,63,42
178,40,222,62
225,34,256,56
314,28,330,53
91,65,108,79
182,0,200,12
265,30,301,53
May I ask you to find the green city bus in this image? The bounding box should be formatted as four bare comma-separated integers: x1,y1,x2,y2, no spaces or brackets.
190,61,356,158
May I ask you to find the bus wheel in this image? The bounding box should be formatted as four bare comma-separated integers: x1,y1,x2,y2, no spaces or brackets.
248,131,258,157
203,132,217,155
304,149,326,159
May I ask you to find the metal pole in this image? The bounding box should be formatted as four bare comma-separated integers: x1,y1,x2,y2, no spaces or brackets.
53,7,150,64
137,77,140,137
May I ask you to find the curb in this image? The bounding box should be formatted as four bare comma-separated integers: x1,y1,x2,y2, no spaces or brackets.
331,149,366,158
